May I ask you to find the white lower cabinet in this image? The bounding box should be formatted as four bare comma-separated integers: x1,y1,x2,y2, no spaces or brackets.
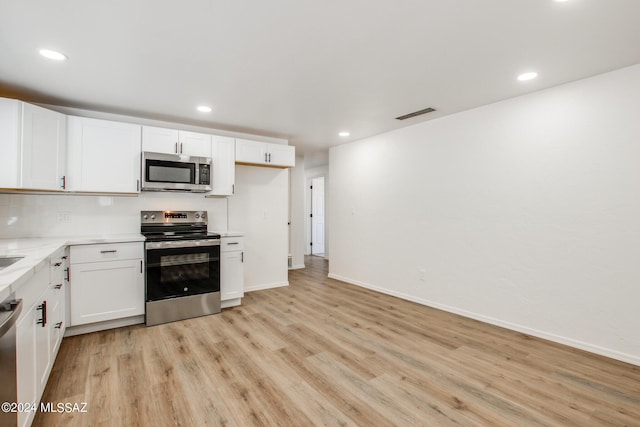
69,242,144,326
221,236,244,306
15,249,66,427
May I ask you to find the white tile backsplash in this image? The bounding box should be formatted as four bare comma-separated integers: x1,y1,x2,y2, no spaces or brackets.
0,192,228,238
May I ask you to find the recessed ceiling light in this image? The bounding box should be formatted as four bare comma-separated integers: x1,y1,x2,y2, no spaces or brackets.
196,105,212,113
39,49,67,61
517,72,538,81
339,131,350,137
554,0,569,2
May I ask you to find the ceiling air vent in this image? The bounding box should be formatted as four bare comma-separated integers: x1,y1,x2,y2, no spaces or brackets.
395,107,436,121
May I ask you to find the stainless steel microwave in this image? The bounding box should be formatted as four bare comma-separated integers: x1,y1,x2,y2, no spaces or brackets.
142,152,212,192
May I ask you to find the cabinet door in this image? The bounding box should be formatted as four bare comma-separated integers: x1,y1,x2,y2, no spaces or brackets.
70,259,144,325
179,131,211,157
210,136,235,196
267,143,295,167
35,292,51,393
67,116,141,193
142,126,180,154
21,103,67,191
49,282,66,356
16,307,37,427
221,251,244,300
0,98,21,188
235,139,267,164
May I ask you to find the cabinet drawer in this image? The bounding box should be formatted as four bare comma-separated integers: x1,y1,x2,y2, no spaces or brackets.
221,237,244,252
70,242,143,264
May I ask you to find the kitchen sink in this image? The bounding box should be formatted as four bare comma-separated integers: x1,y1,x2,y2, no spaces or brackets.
0,256,24,270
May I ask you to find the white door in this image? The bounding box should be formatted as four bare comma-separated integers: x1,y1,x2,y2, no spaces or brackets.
179,131,211,157
210,136,235,195
311,176,325,254
235,139,267,164
268,143,295,167
67,116,142,193
142,126,180,154
21,103,66,191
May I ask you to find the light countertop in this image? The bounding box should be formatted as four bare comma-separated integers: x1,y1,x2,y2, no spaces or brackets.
0,234,144,299
214,230,244,237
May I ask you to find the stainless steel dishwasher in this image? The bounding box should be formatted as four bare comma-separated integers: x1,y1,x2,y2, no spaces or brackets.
0,296,22,427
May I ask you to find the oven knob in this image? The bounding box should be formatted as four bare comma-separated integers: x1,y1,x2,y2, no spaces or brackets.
195,213,200,219
150,214,156,220
183,287,188,292
143,214,148,220
201,213,206,219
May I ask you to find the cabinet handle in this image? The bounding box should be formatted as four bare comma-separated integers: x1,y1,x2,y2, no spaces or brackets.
180,143,183,154
241,252,244,263
227,242,239,245
140,260,143,273
54,262,62,267
65,267,70,282
232,184,235,194
175,142,178,153
100,250,117,254
55,322,63,329
136,179,140,192
60,175,66,190
54,284,62,290
264,153,268,162
268,153,271,163
62,255,68,260
36,301,47,327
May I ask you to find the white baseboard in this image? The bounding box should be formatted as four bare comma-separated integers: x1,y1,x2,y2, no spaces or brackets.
64,315,144,337
328,273,640,367
245,281,289,292
221,298,242,309
288,264,305,270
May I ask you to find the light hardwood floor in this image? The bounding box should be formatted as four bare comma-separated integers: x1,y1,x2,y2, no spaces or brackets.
35,255,640,426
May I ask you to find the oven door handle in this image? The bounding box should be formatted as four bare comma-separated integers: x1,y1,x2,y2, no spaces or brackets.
145,239,221,250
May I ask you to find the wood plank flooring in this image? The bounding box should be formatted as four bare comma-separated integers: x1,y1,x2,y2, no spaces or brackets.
35,255,640,426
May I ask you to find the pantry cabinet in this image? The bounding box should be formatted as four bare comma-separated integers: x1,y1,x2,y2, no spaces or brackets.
235,138,295,168
0,98,67,191
66,116,141,193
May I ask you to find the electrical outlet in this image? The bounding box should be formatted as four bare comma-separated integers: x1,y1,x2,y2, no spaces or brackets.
57,211,70,223
418,268,426,281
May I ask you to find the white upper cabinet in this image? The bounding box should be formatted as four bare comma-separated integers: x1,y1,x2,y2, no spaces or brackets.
67,116,142,193
209,135,236,196
235,138,295,168
0,98,67,191
142,126,211,157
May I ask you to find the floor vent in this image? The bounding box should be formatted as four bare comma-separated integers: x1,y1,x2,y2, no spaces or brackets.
395,107,436,120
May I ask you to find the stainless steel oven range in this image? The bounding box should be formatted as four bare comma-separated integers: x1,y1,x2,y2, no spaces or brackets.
141,210,221,326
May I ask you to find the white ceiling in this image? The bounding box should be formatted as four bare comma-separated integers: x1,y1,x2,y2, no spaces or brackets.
1,0,639,155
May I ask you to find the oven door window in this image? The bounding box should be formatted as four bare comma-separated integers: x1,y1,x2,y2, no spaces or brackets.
146,159,195,184
146,245,220,301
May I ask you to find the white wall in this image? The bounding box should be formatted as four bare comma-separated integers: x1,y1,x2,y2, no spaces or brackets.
329,65,640,366
229,166,289,291
289,155,306,269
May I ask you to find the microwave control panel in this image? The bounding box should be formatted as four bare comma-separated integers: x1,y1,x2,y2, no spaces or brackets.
199,164,210,185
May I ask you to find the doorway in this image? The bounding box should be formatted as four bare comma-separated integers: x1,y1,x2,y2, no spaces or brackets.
310,176,325,256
